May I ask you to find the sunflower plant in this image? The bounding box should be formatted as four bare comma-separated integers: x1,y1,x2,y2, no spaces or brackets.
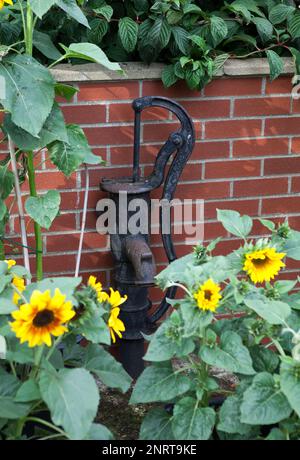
131,210,300,440
0,262,131,440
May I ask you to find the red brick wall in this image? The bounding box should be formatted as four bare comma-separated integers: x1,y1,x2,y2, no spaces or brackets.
5,75,300,295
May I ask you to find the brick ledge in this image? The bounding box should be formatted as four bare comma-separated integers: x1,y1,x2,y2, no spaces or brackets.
51,58,295,83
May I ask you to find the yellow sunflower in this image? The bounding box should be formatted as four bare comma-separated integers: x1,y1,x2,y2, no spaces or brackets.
193,278,222,312
243,247,286,284
10,289,75,347
0,0,13,9
108,307,125,343
88,275,109,303
5,259,25,305
107,288,127,309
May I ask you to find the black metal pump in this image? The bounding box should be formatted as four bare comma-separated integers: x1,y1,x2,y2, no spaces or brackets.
100,96,195,378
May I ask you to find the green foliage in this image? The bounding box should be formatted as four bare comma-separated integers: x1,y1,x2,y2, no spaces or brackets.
28,0,300,91
132,214,300,440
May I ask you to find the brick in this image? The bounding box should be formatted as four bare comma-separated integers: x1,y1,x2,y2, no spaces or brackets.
46,232,108,252
291,137,300,154
109,103,169,122
84,125,134,145
233,178,288,197
22,171,77,192
213,239,243,255
110,146,136,165
234,97,290,117
264,156,300,175
78,82,139,101
292,177,300,193
265,117,300,136
205,119,262,139
265,77,293,95
176,181,230,200
205,159,260,179
142,80,201,99
62,105,106,124
204,77,262,97
193,141,230,159
233,137,289,157
262,196,300,215
143,122,183,142
174,99,230,119
79,251,113,270
42,254,76,274
144,163,202,182
204,199,259,219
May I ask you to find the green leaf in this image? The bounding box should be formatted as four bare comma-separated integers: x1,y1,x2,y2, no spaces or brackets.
258,218,275,231
172,397,215,440
55,83,78,101
87,18,109,44
144,313,195,362
161,65,178,88
244,294,291,325
118,17,138,53
249,346,279,374
33,30,62,60
25,190,60,230
93,5,113,21
55,0,89,28
140,408,174,440
61,43,121,71
274,280,297,295
217,209,252,238
252,17,273,43
180,303,213,337
288,11,300,39
283,230,300,260
172,27,190,54
217,395,253,435
0,54,55,137
15,379,41,403
269,4,295,25
0,369,30,419
213,53,229,76
39,367,99,440
199,330,255,375
0,334,6,359
3,103,68,151
25,276,81,300
266,428,286,440
48,124,102,176
6,340,34,364
210,16,228,46
240,372,292,425
280,358,300,417
31,0,56,18
266,50,284,81
79,314,110,345
0,165,14,199
83,344,131,393
130,362,190,403
85,423,113,440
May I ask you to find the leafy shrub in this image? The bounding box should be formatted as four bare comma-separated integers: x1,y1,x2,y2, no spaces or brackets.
131,211,300,440
9,0,299,90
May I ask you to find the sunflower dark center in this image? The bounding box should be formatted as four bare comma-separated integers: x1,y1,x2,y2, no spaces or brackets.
33,309,55,327
204,290,212,300
252,257,269,267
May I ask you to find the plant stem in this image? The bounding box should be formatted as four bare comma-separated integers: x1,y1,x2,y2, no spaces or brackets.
25,2,33,55
27,152,43,280
24,417,67,437
8,138,31,277
75,165,89,277
0,240,4,260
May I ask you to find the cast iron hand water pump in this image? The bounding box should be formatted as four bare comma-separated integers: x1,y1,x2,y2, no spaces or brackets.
100,96,195,378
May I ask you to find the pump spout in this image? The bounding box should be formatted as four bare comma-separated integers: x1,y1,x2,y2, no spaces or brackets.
123,235,156,286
